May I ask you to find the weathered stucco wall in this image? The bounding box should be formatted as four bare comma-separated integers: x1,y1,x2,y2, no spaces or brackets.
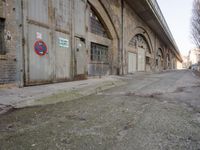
0,0,181,86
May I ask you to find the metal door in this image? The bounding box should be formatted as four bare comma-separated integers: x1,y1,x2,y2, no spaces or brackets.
23,0,71,85
24,0,54,84
54,0,71,81
55,33,71,80
128,52,136,73
74,0,86,37
75,37,86,75
137,48,145,71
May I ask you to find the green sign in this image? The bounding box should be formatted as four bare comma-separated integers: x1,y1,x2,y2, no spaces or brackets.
59,37,69,48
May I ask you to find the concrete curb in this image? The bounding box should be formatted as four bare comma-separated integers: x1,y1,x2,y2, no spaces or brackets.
1,73,157,114
14,79,126,108
0,76,128,114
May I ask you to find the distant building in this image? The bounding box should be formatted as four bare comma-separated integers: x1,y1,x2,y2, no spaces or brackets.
188,48,200,65
182,56,190,69
0,0,182,87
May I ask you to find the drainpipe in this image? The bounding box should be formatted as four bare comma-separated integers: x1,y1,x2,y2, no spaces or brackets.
16,0,24,87
121,0,124,75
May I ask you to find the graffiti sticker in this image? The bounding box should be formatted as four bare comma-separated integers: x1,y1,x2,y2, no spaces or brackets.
36,32,42,39
34,40,48,56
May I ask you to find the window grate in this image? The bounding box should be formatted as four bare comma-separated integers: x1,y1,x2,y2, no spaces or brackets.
90,9,108,38
91,43,108,63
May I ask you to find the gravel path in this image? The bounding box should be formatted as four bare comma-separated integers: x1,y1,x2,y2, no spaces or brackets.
0,70,200,150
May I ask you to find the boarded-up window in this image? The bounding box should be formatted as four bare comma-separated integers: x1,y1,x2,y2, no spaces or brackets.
90,9,108,38
0,18,5,55
91,43,108,63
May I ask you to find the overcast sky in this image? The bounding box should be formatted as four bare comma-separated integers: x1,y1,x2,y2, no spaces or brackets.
157,0,196,56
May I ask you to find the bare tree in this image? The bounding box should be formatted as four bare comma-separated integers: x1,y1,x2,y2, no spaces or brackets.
191,0,200,48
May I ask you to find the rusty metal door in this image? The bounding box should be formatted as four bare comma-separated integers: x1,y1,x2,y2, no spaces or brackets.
23,0,71,85
75,37,86,75
23,0,54,84
74,0,87,77
54,0,71,81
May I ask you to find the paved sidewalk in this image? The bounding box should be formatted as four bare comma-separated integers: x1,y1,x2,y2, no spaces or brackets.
0,76,126,114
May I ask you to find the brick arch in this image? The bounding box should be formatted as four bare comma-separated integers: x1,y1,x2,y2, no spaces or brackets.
88,0,118,40
88,0,119,74
129,27,153,54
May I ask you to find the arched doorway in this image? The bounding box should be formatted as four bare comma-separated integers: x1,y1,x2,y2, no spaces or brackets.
128,34,151,72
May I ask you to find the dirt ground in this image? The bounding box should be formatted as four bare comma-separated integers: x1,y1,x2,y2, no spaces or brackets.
0,70,200,150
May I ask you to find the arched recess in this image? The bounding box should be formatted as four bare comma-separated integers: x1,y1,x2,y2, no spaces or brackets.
166,53,171,69
87,0,119,76
88,0,119,40
128,32,153,72
129,34,151,54
156,48,164,70
128,27,153,54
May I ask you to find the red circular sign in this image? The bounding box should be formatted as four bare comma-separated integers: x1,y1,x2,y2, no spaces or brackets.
34,40,48,56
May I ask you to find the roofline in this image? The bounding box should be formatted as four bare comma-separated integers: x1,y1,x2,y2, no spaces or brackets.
146,0,183,62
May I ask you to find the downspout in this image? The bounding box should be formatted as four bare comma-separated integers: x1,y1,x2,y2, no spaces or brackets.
121,0,124,75
16,0,24,87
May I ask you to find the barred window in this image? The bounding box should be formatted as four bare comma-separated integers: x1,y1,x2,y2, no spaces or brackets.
0,18,5,55
90,9,108,38
91,43,108,63
146,56,150,64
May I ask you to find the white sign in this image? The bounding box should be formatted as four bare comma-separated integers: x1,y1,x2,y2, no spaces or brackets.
59,37,69,48
36,32,42,39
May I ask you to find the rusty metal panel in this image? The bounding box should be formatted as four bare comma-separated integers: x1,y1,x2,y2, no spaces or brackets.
88,63,110,76
55,32,71,80
74,0,86,37
28,0,49,23
27,24,54,82
54,0,71,31
23,0,72,85
75,37,86,75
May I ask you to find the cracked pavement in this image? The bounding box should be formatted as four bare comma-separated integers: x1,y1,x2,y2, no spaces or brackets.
0,70,200,150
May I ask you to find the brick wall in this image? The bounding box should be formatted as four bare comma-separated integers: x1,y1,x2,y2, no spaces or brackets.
0,0,17,84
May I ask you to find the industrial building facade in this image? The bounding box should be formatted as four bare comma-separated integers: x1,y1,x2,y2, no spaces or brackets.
0,0,182,86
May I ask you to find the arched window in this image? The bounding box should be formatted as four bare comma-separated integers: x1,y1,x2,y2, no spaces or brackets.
90,8,109,38
129,34,151,54
89,7,110,63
